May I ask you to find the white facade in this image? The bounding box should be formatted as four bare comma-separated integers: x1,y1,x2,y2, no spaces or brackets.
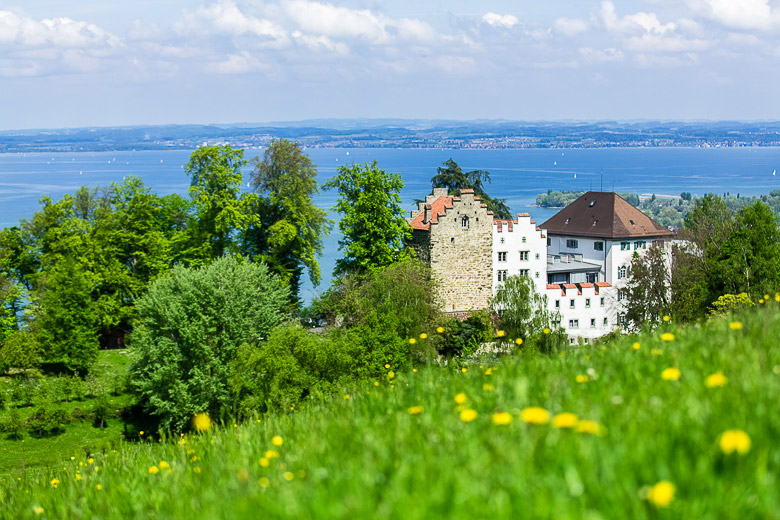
492,214,548,295
546,283,617,344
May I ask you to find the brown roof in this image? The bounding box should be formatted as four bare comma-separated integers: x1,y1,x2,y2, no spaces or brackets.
409,196,453,231
541,192,675,239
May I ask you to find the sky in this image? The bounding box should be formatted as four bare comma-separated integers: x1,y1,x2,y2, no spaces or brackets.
1,0,780,129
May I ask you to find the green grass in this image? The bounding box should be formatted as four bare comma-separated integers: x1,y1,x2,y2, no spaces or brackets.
2,310,780,519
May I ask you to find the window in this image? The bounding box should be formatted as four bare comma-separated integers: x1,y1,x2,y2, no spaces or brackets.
552,319,561,328
618,266,628,279
591,318,596,328
547,238,551,246
498,252,507,262
569,319,579,328
535,272,539,278
522,236,527,243
566,239,578,249
555,300,560,308
594,241,604,251
500,237,505,244
535,253,540,260
634,240,647,250
497,270,508,282
519,269,530,277
617,313,626,325
617,289,624,301
461,216,469,228
570,299,575,309
621,241,630,251
600,297,605,307
519,251,529,261
589,200,597,207
585,298,591,308
603,318,608,326
451,237,455,244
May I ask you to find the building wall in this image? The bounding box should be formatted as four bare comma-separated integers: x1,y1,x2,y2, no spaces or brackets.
428,192,493,312
546,283,617,344
492,214,548,295
547,235,607,281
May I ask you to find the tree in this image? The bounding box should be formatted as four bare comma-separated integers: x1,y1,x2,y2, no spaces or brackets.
246,139,330,304
623,246,672,329
431,158,511,218
323,161,410,276
184,145,255,260
129,256,290,430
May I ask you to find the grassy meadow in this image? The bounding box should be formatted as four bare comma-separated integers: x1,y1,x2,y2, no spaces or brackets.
2,308,780,519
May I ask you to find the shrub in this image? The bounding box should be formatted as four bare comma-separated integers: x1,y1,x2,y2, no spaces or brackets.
27,405,69,437
0,330,41,370
433,311,492,359
710,293,755,316
130,256,290,431
3,408,24,439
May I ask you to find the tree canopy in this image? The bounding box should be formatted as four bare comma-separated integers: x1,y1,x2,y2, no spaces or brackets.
431,158,511,218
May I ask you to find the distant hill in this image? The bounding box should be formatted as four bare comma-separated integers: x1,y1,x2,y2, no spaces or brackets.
2,119,780,153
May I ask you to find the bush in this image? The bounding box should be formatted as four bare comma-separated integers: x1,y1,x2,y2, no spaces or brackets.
433,311,492,359
130,256,290,431
27,405,69,437
0,329,41,370
3,408,24,439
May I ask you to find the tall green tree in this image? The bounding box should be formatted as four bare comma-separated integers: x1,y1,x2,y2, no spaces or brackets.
246,139,330,304
431,158,511,218
184,145,255,260
323,161,410,276
623,246,672,329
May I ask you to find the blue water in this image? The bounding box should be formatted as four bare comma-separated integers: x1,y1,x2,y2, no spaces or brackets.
2,147,779,302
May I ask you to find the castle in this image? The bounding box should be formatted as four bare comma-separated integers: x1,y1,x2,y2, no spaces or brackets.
408,189,675,344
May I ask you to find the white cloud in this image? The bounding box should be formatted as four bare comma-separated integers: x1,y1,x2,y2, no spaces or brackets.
685,0,778,30
0,10,120,48
191,0,287,41
210,51,264,74
579,47,624,62
599,1,676,35
554,17,589,36
482,12,519,29
291,31,348,54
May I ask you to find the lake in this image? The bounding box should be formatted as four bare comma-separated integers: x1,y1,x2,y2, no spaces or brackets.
2,147,779,302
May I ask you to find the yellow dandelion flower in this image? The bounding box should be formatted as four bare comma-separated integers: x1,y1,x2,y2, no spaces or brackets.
483,383,494,391
388,371,395,379
497,330,505,337
419,333,427,339
283,471,294,481
88,458,94,464
520,407,550,425
95,484,102,491
271,435,284,447
265,450,279,459
191,456,199,462
765,294,770,300
159,461,169,469
75,473,82,481
454,393,468,404
436,326,445,333
461,367,468,373
543,328,551,334
258,477,270,488
632,342,641,350
719,430,751,455
759,298,765,304
552,412,579,429
408,406,424,415
647,481,675,508
50,478,60,488
384,364,390,369
193,467,202,474
413,368,417,373
492,412,512,425
33,506,44,515
259,457,270,467
705,372,728,388
576,375,589,383
661,367,681,381
139,431,144,436
409,338,416,344
233,424,238,428
70,456,75,461
93,467,99,472
485,368,493,375
460,409,478,422
149,466,159,475
193,413,212,432
661,333,675,341
576,420,604,436
515,338,523,345
373,381,380,386
729,321,742,330
775,293,780,302
344,394,350,400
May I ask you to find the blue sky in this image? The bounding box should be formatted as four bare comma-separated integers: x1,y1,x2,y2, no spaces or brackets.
1,0,779,129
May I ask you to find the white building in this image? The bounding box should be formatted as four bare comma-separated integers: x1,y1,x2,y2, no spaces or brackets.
492,214,548,295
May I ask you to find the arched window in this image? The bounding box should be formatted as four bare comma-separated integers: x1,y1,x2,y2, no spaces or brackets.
461,216,469,228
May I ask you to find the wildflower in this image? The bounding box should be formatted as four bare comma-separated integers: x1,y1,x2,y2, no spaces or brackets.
663,315,670,322
33,506,44,515
729,321,742,330
461,367,468,373
454,393,468,405
576,375,589,383
193,467,202,474
632,342,641,350
497,330,505,337
70,456,75,461
719,430,751,455
272,435,284,447
95,484,102,491
233,424,238,428
344,394,350,400
436,326,445,333
492,412,512,425
139,431,144,436
149,466,159,475
388,371,395,379
520,407,550,425
409,338,416,344
94,467,99,472
705,372,728,388
50,478,60,488
373,381,379,387
576,420,604,436
265,450,279,459
661,368,681,381
419,333,427,339
193,413,212,432
283,472,294,481
191,455,199,462
759,299,765,304
515,338,523,345
552,413,579,429
384,364,390,369
408,406,424,415
483,383,494,392
258,477,270,488
88,458,94,464
237,468,249,482
543,328,551,334
159,461,169,469
775,293,780,302
485,368,493,375
646,481,675,508
661,333,674,341
765,294,770,300
75,473,82,481
460,409,478,422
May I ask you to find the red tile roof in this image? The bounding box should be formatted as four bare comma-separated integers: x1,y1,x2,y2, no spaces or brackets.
595,282,611,287
461,189,474,194
579,283,594,288
409,196,453,231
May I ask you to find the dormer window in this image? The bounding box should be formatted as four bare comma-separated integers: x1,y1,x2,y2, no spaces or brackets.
461,216,469,228
630,219,635,225
592,220,598,226
565,218,570,224
589,200,596,207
